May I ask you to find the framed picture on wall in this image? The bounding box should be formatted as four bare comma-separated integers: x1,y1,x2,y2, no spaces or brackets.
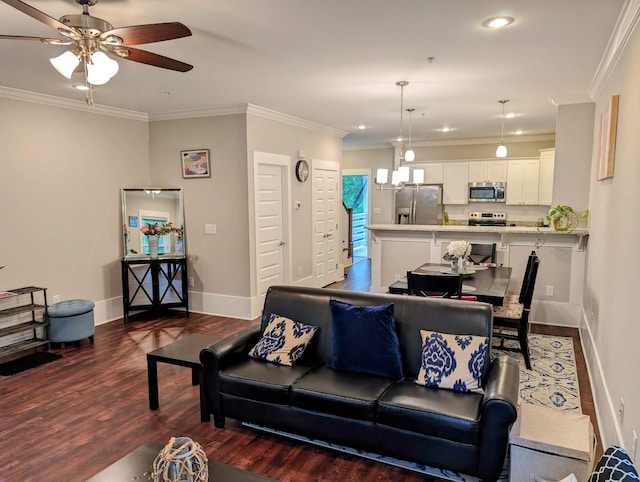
596,95,619,180
181,149,211,178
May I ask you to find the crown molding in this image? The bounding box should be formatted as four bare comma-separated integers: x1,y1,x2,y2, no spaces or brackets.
246,104,348,138
0,85,148,121
343,134,555,151
148,104,247,121
549,94,594,106
589,0,640,100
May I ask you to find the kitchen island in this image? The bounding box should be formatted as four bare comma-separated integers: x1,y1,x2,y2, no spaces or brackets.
367,224,589,326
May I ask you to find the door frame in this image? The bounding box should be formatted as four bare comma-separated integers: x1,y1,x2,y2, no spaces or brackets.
342,168,372,258
252,152,292,301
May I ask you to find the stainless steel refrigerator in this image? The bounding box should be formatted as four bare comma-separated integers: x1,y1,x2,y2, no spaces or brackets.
395,184,443,225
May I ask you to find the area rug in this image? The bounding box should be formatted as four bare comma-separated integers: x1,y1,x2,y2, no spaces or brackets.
0,351,62,376
245,334,581,482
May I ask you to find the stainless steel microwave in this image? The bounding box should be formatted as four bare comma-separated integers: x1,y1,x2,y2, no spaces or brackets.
468,182,506,202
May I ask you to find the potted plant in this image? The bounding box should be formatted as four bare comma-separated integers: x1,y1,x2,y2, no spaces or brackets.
545,205,589,232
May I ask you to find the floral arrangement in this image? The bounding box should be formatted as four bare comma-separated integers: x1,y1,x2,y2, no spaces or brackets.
140,222,181,236
443,240,471,261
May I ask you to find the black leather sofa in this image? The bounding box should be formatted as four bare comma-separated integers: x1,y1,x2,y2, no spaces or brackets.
200,286,519,481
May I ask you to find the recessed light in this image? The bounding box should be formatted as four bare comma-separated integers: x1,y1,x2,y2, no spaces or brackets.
505,112,517,119
482,16,515,29
357,124,367,130
439,127,453,133
72,84,89,91
514,130,524,135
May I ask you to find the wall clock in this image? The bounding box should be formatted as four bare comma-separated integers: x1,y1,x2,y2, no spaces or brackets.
295,160,310,182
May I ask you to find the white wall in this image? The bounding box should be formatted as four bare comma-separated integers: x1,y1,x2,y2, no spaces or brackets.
0,98,149,322
582,19,640,453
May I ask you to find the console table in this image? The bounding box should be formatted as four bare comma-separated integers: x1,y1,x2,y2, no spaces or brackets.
121,256,188,322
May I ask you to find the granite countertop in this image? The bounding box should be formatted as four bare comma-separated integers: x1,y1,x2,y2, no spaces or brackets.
366,224,589,235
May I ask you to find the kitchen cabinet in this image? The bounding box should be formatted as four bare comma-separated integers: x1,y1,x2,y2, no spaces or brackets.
443,162,469,204
410,162,444,184
0,286,49,358
538,148,555,205
468,160,508,182
506,158,540,205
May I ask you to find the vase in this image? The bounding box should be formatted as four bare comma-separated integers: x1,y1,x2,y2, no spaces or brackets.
148,235,160,259
152,437,208,482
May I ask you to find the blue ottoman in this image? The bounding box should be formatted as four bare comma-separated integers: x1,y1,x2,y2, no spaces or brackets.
47,299,95,345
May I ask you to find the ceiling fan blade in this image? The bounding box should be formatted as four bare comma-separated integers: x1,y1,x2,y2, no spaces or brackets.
110,46,193,72
102,22,191,46
0,34,72,45
1,0,72,33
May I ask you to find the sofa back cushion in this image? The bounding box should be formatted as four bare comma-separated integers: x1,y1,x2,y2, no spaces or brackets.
261,286,493,381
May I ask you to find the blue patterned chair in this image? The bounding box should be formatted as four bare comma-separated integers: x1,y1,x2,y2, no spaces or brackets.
588,445,639,481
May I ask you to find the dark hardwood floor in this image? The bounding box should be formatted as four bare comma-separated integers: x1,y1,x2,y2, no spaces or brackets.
0,259,600,481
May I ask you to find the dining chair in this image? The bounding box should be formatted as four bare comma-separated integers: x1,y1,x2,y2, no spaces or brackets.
468,243,497,264
406,271,463,299
493,254,540,370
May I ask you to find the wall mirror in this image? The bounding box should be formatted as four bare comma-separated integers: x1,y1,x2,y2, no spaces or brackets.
121,188,186,259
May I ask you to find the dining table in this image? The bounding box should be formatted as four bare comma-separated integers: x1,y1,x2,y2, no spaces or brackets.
388,263,513,306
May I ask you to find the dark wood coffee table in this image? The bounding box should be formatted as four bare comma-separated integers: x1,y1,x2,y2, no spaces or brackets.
146,333,219,422
87,441,277,481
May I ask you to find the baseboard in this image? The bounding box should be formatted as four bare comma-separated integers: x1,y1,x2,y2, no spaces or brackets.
579,309,622,449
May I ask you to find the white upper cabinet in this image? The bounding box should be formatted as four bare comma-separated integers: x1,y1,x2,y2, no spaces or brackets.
468,160,508,183
409,162,444,184
506,158,540,205
443,162,469,204
538,148,555,206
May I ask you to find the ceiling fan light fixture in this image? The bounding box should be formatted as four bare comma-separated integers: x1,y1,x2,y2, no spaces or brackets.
50,50,80,79
87,51,119,85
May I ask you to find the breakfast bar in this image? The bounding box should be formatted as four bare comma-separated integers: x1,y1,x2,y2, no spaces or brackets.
367,224,589,326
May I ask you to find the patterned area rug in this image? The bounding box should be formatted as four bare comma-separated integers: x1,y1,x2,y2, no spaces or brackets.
497,333,581,412
245,334,581,482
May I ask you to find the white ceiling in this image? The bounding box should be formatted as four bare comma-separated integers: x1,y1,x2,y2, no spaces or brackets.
0,0,627,147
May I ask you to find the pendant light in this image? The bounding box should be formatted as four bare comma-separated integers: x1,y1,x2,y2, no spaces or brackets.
396,80,409,160
404,108,415,162
496,99,509,158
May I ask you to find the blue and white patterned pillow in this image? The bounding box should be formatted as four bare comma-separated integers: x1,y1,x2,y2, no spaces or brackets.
248,314,318,366
414,330,488,393
589,446,640,481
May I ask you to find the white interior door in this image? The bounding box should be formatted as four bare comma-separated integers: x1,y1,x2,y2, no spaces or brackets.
313,161,340,287
256,163,286,296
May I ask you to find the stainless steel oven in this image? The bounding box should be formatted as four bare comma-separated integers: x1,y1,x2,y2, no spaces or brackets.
468,182,506,203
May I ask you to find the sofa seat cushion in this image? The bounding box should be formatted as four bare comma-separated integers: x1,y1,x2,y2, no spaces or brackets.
219,359,314,405
291,366,395,421
377,381,483,445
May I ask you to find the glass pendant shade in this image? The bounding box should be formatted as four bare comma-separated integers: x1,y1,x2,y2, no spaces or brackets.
398,166,410,183
404,148,415,162
376,168,389,184
413,169,425,184
50,51,80,79
391,170,401,186
496,143,508,158
87,51,119,85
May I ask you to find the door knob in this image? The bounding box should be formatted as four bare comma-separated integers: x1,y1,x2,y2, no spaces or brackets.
279,241,285,246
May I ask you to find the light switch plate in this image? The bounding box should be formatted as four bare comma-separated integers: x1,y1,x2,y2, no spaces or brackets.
205,224,217,235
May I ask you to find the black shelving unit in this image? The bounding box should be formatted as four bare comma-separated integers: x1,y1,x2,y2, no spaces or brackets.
0,286,49,357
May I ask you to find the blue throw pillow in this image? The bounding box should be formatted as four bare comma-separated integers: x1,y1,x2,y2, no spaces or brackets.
328,300,403,379
414,329,487,393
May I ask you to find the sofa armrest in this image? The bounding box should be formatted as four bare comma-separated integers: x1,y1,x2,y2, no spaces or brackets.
476,354,520,480
199,323,261,426
200,323,262,370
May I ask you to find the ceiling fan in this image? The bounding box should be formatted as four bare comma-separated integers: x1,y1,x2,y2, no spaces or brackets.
0,0,193,105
